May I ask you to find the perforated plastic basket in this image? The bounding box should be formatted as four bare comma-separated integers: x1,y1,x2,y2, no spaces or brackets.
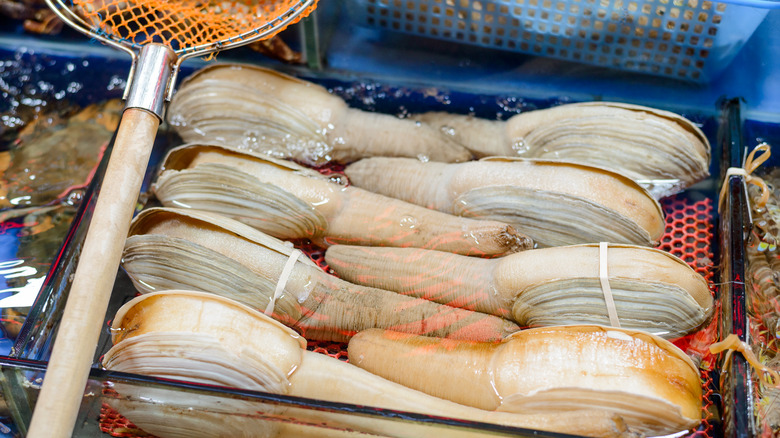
347,0,778,81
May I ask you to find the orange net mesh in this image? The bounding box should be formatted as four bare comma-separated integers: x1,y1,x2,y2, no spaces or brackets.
70,0,318,49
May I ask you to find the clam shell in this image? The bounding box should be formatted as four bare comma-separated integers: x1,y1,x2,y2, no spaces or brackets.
348,325,703,436
507,102,710,198
104,291,632,438
344,157,665,248
122,207,521,342
454,184,653,247
167,64,472,165
153,143,531,256
415,101,710,198
105,290,304,393
324,243,713,339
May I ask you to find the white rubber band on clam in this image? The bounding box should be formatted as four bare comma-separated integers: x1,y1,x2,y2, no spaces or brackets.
264,248,303,316
718,167,748,213
599,242,621,328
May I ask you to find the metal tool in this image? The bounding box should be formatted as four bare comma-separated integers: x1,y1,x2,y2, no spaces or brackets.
27,1,318,436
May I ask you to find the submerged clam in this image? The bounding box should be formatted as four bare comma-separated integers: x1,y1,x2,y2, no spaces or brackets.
121,207,519,342
167,64,472,166
348,326,703,436
344,157,665,248
325,243,713,339
415,102,710,198
153,143,531,257
103,290,632,438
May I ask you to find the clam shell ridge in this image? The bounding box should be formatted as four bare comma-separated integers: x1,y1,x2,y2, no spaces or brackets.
123,207,521,342
506,102,711,198
103,290,306,395
168,64,337,166
153,143,531,256
167,63,473,165
324,243,713,339
102,292,632,438
347,325,702,436
344,157,665,248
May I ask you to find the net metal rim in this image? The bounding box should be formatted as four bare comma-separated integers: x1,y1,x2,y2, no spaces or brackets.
43,0,317,61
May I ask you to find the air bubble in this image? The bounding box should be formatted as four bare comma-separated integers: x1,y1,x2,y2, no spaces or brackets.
511,138,530,154
399,216,418,229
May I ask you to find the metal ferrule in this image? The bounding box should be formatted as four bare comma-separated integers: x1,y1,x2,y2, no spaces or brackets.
125,44,177,120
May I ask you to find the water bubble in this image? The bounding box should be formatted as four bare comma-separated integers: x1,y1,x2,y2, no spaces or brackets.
64,189,86,206
298,280,315,303
511,138,530,154
328,175,348,186
20,97,45,107
9,196,31,206
399,216,418,229
1,115,24,129
37,81,54,92
416,154,430,163
108,326,126,336
107,75,127,92
66,82,82,94
541,147,561,158
441,126,456,137
168,113,186,127
496,96,531,117
463,231,481,245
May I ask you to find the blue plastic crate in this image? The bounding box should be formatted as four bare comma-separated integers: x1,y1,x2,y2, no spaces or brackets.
348,0,779,81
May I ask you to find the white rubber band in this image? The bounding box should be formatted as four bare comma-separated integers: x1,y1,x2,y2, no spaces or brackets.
718,167,749,212
264,248,303,316
599,242,621,328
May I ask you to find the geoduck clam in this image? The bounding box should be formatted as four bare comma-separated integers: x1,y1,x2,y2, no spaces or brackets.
102,290,633,438
348,326,703,436
167,64,472,166
121,207,520,342
414,101,710,198
152,143,531,257
344,157,665,248
325,243,713,339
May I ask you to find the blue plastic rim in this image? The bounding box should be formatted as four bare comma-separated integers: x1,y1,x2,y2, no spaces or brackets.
349,0,774,81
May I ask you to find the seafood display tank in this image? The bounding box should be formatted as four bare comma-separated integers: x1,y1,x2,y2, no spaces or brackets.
1,1,780,437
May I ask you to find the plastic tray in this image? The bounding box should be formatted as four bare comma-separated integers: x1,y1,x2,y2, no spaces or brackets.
345,0,778,81
6,67,725,438
0,11,778,438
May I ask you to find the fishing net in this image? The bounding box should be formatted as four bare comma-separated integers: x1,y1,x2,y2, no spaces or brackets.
69,0,318,50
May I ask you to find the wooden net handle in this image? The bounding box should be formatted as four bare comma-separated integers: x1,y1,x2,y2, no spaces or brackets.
26,108,159,438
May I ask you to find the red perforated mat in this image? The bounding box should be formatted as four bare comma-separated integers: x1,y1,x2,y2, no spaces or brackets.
99,194,720,437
